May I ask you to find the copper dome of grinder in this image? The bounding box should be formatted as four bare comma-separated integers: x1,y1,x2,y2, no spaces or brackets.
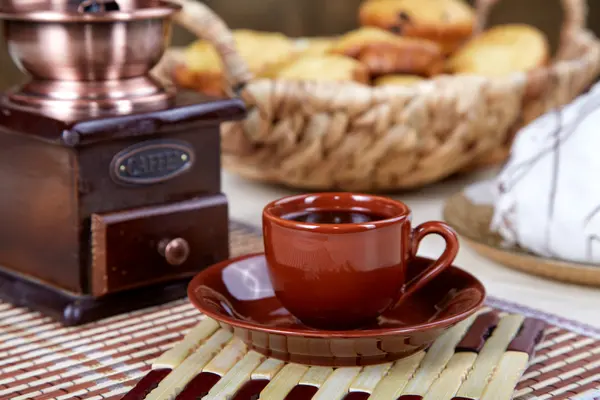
0,0,182,114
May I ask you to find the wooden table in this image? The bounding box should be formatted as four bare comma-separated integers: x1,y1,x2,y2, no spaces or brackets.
223,169,600,329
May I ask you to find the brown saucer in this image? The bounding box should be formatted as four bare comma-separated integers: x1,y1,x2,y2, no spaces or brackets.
187,253,486,367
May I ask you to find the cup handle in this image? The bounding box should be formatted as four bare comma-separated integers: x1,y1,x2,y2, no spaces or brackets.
403,221,459,298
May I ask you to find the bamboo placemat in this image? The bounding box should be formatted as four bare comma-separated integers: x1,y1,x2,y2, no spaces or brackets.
0,222,599,400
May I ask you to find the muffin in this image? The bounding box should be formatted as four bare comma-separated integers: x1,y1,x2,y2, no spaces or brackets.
296,37,338,56
331,27,444,77
374,74,425,86
277,55,369,84
330,27,402,57
447,24,549,76
175,29,296,96
358,38,444,76
173,40,224,96
358,0,475,54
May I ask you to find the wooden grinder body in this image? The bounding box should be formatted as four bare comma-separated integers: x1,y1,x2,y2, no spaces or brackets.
0,91,245,325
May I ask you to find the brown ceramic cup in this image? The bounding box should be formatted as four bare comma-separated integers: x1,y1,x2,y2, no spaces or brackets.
262,193,459,330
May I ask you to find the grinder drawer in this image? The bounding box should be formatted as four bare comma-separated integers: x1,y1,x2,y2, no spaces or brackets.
90,194,228,296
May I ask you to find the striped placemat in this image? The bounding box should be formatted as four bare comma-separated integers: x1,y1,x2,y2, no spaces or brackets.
0,222,598,400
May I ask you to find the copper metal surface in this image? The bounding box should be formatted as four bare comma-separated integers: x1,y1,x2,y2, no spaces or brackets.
0,0,181,115
6,77,175,117
0,0,180,21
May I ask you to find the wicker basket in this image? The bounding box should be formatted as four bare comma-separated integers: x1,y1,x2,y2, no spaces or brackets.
155,0,600,192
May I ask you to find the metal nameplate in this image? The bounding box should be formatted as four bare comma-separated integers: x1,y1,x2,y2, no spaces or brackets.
110,139,195,185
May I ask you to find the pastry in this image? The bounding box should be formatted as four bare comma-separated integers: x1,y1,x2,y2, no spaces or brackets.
296,37,337,56
173,39,225,96
330,27,402,58
358,38,444,76
276,55,369,84
374,74,425,86
447,24,549,76
229,30,297,77
331,27,444,77
175,29,296,95
358,0,475,54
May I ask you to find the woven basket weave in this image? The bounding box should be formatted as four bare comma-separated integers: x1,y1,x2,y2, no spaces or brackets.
155,0,600,192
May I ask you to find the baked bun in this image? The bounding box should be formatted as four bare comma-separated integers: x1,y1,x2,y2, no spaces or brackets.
358,0,475,54
331,27,402,57
175,29,296,95
296,37,337,56
331,27,444,77
358,38,444,76
277,55,369,84
374,74,425,86
447,24,549,76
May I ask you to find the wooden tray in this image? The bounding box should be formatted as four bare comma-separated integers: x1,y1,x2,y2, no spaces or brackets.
0,221,599,400
443,185,600,287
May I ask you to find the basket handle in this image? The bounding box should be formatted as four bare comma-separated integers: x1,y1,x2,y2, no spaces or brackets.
474,0,587,58
170,0,253,93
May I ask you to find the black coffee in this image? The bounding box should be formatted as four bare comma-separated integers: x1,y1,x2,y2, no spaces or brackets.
282,210,387,224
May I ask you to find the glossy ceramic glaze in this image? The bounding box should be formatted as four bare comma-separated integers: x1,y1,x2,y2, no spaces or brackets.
188,253,486,366
262,193,460,330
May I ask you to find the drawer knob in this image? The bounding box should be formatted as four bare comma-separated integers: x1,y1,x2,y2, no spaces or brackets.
158,238,190,266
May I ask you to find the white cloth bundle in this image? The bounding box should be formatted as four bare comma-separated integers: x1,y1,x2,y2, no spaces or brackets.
489,82,600,264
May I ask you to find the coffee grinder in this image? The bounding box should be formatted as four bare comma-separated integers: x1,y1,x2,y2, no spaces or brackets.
0,0,245,325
